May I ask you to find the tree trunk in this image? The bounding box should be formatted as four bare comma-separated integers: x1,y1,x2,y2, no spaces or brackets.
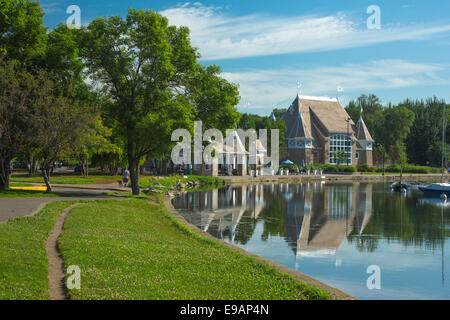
83,158,89,177
162,158,167,175
128,142,140,195
42,163,52,193
109,164,118,176
29,156,38,176
0,158,11,191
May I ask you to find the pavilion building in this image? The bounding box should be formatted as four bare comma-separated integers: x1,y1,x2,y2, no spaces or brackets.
281,95,374,167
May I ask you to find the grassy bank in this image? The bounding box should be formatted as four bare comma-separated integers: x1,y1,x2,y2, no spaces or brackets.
140,175,225,192
0,201,76,299
59,199,329,300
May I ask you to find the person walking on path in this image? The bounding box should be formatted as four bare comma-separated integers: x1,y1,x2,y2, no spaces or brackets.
8,161,13,178
123,168,130,188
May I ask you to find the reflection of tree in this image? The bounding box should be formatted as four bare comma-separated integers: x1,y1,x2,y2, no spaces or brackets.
260,194,286,242
231,212,259,245
347,235,379,253
175,183,450,255
348,188,450,252
222,185,278,245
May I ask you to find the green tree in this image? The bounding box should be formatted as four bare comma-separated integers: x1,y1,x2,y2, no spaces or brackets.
264,116,286,151
379,105,415,156
374,143,388,171
238,114,256,130
0,0,47,64
0,59,43,190
427,140,450,168
79,9,199,194
73,116,120,176
390,143,408,179
189,64,240,132
41,24,84,89
273,108,287,120
33,89,93,192
403,97,450,166
346,94,384,141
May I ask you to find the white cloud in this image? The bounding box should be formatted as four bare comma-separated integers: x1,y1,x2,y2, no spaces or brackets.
221,59,449,112
160,3,450,61
41,2,63,14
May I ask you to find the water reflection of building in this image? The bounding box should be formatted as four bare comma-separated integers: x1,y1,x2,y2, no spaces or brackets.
172,184,265,241
172,182,373,257
291,183,373,257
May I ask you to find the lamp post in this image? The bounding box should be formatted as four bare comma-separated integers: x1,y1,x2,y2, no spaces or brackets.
346,118,351,166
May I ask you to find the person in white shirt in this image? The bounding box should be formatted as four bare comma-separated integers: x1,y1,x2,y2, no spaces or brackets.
123,168,130,188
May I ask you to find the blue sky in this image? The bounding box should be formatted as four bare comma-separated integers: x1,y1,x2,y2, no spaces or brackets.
40,0,450,115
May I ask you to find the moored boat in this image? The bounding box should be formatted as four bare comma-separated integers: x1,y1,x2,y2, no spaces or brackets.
418,183,450,196
390,181,411,192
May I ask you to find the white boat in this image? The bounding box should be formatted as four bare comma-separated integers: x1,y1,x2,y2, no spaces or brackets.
419,183,450,196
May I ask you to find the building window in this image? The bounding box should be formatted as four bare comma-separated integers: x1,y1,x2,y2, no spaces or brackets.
356,152,359,159
329,134,352,165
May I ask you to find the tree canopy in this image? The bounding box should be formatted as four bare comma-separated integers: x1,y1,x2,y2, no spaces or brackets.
346,94,448,167
78,8,240,194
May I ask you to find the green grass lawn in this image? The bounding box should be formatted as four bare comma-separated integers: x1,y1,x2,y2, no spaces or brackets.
0,201,76,299
9,182,35,187
59,199,330,300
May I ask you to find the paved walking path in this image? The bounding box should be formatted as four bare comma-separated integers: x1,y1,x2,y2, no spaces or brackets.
0,185,126,224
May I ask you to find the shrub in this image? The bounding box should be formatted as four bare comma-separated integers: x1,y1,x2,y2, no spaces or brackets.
379,165,441,174
357,164,370,172
320,164,357,173
339,165,357,173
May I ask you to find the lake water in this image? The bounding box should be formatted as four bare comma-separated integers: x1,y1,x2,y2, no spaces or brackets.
172,182,450,300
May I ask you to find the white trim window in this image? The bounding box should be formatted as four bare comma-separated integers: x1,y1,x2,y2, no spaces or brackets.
329,134,352,165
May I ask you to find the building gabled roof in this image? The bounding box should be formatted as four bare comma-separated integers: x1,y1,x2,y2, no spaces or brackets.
282,96,312,139
301,97,354,134
355,117,374,141
282,96,356,139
